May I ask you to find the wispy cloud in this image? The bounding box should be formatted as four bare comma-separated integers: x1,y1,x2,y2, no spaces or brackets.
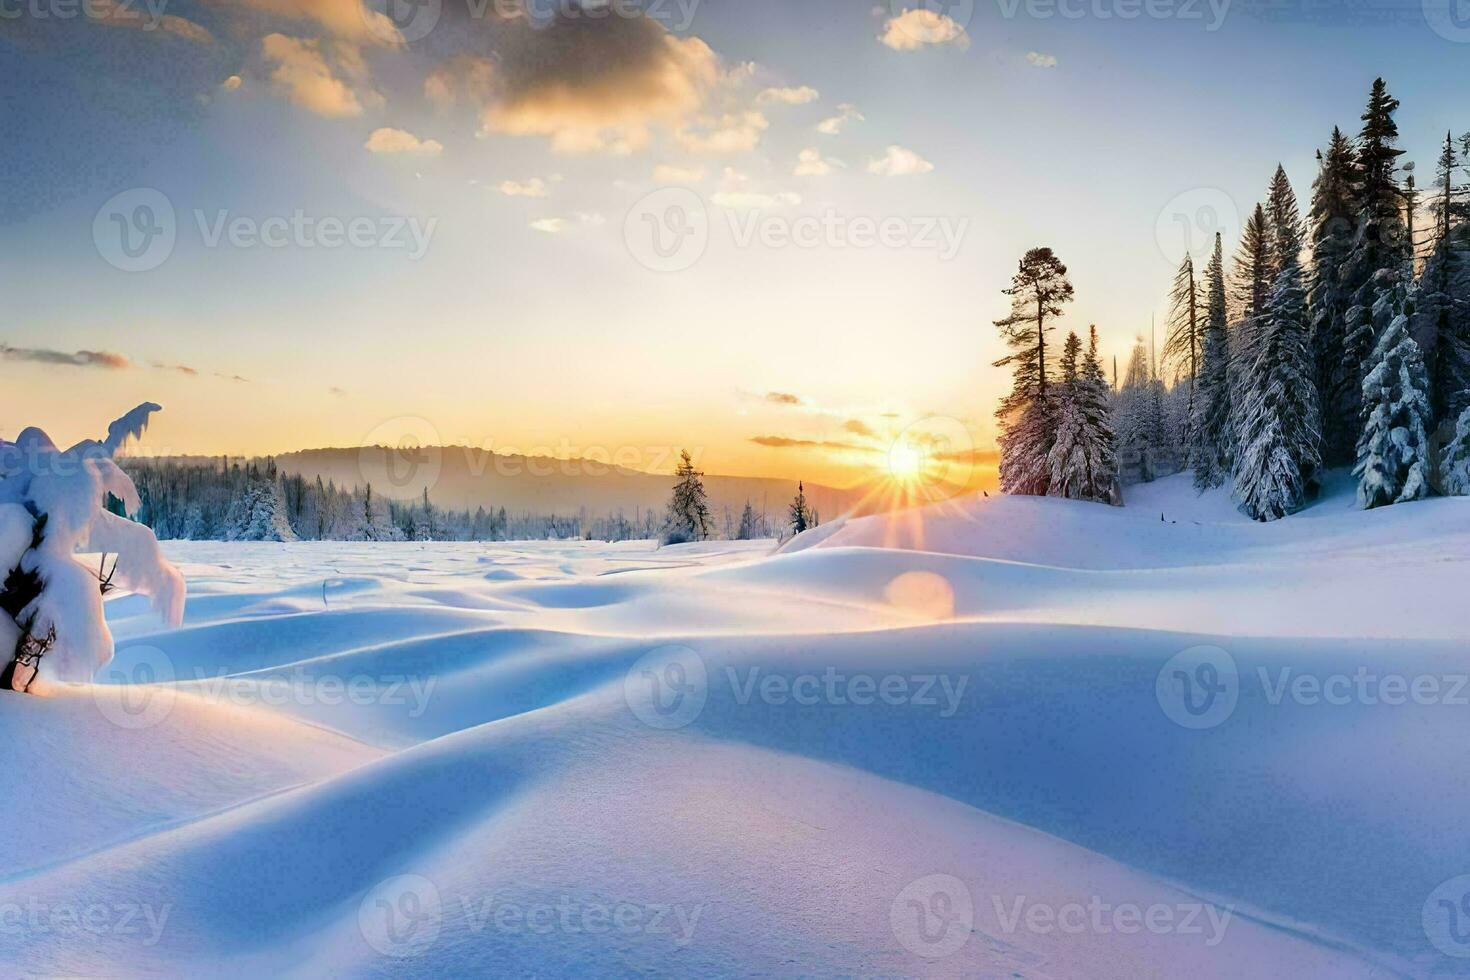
867,145,934,177
151,361,199,376
765,391,805,406
843,419,878,439
756,85,820,106
750,435,880,453
1026,51,1059,68
498,177,551,198
365,127,444,155
816,103,864,136
1,345,130,369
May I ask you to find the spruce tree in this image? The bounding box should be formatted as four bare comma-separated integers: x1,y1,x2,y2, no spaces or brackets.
994,247,1075,495
736,501,758,540
1190,233,1233,488
1440,406,1470,496
1412,131,1470,426
1233,166,1321,520
1356,276,1432,508
1164,254,1203,405
788,482,810,535
663,450,712,543
1047,327,1121,503
1309,128,1360,464
1336,79,1412,464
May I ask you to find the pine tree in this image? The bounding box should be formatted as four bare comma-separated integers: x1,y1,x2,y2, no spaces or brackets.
1309,128,1361,465
1440,405,1470,496
1190,233,1233,488
788,482,810,535
663,450,712,544
736,501,758,539
1336,79,1412,465
994,247,1074,495
1047,328,1121,503
1355,275,1432,508
1233,166,1321,521
1412,130,1470,427
1163,254,1203,404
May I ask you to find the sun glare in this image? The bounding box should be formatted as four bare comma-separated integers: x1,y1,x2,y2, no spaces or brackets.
888,441,924,481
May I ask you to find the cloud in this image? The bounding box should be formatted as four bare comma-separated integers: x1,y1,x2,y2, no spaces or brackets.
765,391,805,406
530,212,603,233
816,103,864,136
232,0,403,46
221,75,244,91
676,110,769,155
712,190,801,209
756,85,819,106
88,0,215,43
497,178,551,197
880,9,971,51
216,373,252,383
1026,51,1059,68
469,13,721,155
653,164,706,183
794,147,841,177
365,128,444,155
867,144,934,177
261,34,380,118
150,361,199,376
750,435,879,453
329,386,347,397
1,345,130,369
843,419,878,439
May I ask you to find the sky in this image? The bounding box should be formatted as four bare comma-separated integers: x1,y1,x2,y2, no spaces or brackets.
2,0,1467,488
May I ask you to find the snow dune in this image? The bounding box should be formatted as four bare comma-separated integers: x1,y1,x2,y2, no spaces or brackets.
3,474,1468,976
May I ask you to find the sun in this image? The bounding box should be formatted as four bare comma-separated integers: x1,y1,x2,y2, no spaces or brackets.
888,440,924,482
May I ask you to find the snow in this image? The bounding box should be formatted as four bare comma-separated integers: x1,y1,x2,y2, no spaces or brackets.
3,477,1469,975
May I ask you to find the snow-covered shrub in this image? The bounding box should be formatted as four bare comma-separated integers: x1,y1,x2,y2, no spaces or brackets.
0,404,184,692
1441,406,1470,497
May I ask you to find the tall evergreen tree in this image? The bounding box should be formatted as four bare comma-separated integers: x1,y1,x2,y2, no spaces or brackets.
1163,253,1203,400
1047,327,1121,503
736,501,758,540
1412,130,1470,426
993,247,1075,495
1337,79,1412,464
1309,128,1361,463
663,450,712,543
788,482,810,535
1356,276,1433,508
1190,233,1233,488
1234,166,1322,520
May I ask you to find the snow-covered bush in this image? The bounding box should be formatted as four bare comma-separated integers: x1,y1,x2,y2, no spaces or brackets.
0,404,184,692
1440,406,1470,497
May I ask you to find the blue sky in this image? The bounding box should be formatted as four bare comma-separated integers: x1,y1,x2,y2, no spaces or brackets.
2,0,1466,485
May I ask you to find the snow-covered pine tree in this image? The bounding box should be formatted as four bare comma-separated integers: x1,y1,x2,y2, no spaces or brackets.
736,501,757,540
0,404,184,692
994,247,1074,495
226,476,298,542
1309,127,1361,465
1047,328,1122,503
1233,166,1322,521
788,482,810,535
1355,273,1433,508
1115,337,1171,483
1440,405,1470,496
1190,233,1233,489
1338,79,1412,463
1411,130,1470,429
663,450,712,544
1163,253,1203,417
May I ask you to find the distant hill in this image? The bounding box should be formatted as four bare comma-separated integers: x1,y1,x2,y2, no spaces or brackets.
270,446,861,524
